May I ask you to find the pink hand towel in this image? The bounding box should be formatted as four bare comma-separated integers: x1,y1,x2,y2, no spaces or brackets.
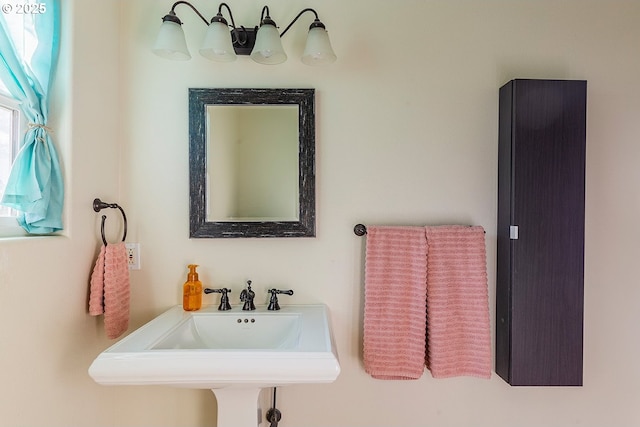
89,245,106,316
425,226,491,379
103,242,130,339
363,226,428,380
89,242,130,339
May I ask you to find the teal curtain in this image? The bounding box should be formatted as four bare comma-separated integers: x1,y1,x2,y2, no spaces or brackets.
0,0,62,233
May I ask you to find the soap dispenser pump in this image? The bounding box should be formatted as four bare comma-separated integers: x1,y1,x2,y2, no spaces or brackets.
183,264,203,311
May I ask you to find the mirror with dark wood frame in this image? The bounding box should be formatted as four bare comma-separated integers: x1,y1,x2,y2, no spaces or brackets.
189,88,315,238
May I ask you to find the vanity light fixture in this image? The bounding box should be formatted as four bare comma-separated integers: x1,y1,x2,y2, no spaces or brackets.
152,2,337,66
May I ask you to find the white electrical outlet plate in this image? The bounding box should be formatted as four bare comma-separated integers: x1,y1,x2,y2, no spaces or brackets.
125,242,141,270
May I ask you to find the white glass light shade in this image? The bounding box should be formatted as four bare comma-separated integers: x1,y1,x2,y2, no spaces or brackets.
250,24,287,65
152,20,191,60
200,21,237,62
301,27,337,66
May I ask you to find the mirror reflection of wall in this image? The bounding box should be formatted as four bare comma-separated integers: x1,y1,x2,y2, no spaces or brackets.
207,105,299,221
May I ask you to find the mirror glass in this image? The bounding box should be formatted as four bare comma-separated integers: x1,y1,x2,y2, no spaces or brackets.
189,88,315,238
207,105,299,222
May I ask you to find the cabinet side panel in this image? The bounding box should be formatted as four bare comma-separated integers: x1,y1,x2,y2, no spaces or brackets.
510,80,585,386
495,81,514,382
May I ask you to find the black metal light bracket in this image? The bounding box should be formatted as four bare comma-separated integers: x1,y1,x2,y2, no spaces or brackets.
160,2,325,55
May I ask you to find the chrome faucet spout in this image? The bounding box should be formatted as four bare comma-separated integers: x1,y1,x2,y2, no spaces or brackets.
240,280,256,311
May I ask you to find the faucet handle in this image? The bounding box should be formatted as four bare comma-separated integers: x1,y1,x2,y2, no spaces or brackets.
267,289,294,311
204,288,232,311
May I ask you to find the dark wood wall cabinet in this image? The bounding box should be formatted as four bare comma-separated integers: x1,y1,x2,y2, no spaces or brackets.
496,79,586,386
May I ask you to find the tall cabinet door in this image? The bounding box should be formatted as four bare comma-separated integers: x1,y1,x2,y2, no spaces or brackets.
496,79,586,386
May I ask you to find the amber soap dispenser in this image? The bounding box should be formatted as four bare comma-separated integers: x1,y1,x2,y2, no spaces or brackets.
183,264,203,311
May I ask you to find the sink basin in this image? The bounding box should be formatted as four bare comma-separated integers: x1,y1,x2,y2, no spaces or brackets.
89,304,340,389
151,312,302,350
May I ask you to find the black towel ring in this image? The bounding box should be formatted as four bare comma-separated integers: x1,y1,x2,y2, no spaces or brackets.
93,198,127,246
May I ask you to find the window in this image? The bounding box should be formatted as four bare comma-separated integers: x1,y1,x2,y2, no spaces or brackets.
0,8,44,236
0,92,25,236
0,93,20,218
0,10,35,214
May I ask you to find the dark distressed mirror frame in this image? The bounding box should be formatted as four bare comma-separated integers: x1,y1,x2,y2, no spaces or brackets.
189,88,315,238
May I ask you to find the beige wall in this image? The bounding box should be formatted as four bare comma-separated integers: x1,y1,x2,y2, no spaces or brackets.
1,0,639,425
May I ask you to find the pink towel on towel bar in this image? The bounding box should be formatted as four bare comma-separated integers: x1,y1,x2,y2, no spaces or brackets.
425,226,491,379
89,242,130,339
89,245,106,316
363,226,428,380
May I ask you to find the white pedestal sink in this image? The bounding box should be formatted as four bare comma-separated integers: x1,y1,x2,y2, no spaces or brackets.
88,304,340,427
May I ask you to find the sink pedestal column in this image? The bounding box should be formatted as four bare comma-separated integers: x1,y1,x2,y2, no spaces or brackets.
211,387,262,427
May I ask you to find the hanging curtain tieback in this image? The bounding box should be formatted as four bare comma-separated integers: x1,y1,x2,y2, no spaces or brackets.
28,122,53,133
28,123,53,142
